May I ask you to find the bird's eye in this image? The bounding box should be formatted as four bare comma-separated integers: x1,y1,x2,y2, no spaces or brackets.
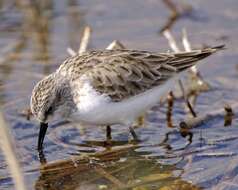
46,106,53,115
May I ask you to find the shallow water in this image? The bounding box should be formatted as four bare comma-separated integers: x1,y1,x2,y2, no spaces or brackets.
0,0,238,189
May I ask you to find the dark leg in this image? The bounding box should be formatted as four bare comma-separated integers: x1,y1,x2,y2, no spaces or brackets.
129,126,139,141
106,125,112,140
104,125,112,147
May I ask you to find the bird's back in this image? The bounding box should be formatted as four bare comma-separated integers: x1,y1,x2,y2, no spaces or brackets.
57,46,224,102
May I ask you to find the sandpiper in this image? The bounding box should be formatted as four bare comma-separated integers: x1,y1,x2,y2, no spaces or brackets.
30,46,224,150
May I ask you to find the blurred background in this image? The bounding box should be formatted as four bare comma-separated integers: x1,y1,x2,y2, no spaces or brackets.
0,0,238,190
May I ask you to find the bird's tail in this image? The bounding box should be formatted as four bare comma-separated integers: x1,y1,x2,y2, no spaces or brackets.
169,44,225,72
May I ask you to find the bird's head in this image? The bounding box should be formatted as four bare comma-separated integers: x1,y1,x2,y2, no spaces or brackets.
30,73,72,151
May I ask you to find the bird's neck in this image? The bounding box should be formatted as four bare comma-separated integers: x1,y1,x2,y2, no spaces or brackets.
56,79,77,118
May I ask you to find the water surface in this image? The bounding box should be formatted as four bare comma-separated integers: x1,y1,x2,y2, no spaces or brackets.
0,0,238,189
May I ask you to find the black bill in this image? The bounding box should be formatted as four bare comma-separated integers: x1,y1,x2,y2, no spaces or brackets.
37,122,48,150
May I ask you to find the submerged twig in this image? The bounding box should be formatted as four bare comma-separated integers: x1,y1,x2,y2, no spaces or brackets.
0,111,26,190
178,80,197,117
224,104,234,126
179,102,237,129
94,166,126,188
20,108,32,121
162,28,231,133
163,28,196,128
166,91,174,128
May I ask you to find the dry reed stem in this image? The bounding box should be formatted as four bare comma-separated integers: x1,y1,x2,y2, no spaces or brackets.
162,0,178,14
0,111,26,190
162,30,180,53
78,26,92,55
181,28,207,92
182,28,192,52
160,0,192,33
67,47,77,56
67,26,92,56
106,40,126,50
160,0,180,34
0,37,26,65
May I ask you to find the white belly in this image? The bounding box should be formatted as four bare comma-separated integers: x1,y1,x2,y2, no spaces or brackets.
72,73,181,126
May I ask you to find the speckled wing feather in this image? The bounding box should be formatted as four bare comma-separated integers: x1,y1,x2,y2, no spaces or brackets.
85,46,224,101
58,46,224,102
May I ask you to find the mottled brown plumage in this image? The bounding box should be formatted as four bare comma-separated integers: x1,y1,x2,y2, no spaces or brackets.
57,46,224,102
